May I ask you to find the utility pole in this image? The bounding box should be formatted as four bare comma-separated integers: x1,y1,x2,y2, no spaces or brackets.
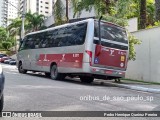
21,0,26,39
66,0,69,22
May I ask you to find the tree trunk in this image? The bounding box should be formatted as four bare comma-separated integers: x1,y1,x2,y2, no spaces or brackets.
139,0,146,29
66,0,69,22
155,0,160,21
105,0,111,14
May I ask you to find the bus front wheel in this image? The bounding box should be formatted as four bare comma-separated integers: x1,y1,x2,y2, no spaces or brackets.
50,65,65,80
18,62,27,74
80,76,94,83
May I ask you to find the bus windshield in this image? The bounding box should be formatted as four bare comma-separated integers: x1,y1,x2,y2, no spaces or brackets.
94,21,128,44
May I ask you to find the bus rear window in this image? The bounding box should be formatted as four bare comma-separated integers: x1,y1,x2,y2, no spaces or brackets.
94,22,128,44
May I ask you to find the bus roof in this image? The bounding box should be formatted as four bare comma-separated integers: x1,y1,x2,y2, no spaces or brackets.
26,18,125,37
26,18,93,36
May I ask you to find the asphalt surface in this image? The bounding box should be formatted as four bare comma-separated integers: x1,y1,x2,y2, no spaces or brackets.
1,64,160,119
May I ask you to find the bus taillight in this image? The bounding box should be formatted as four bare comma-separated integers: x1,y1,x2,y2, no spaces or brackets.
85,50,92,66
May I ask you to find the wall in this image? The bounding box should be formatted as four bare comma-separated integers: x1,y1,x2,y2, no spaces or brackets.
126,17,138,32
126,26,160,83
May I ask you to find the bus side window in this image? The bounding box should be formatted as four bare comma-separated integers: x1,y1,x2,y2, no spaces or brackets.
39,32,48,48
70,23,87,46
19,37,27,51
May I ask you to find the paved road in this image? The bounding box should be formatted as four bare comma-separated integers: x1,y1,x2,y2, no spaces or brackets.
1,64,160,119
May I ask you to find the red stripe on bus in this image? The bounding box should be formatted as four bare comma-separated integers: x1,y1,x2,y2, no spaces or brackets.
36,53,84,68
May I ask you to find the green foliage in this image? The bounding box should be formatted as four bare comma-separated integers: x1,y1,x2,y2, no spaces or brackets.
2,41,12,51
6,37,15,46
146,20,160,28
71,0,111,17
26,12,45,31
101,15,128,27
53,0,66,25
154,21,160,26
114,0,138,19
128,33,141,61
7,18,22,36
0,27,7,42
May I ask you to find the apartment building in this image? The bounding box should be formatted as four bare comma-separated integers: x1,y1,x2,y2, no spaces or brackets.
0,0,8,27
0,0,19,27
20,0,54,17
7,0,19,25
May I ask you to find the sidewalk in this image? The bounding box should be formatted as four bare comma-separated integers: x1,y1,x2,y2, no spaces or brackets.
94,79,160,94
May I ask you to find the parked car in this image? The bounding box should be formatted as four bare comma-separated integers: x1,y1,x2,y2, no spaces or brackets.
0,56,10,63
9,59,16,65
0,54,7,62
0,54,7,58
0,65,5,112
4,58,12,64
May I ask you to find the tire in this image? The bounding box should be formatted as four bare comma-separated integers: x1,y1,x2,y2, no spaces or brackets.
18,62,27,74
45,72,51,78
0,94,4,112
50,65,65,80
80,76,94,83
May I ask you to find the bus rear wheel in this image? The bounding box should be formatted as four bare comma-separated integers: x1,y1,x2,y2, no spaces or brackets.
50,65,65,80
18,62,27,74
80,76,94,83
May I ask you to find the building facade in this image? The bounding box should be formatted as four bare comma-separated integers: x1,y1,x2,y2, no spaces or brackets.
20,0,54,17
0,0,8,27
0,0,19,27
7,0,19,25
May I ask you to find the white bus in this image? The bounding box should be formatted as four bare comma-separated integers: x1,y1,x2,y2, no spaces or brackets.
17,18,129,83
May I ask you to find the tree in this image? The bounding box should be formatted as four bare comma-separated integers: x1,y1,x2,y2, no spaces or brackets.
155,0,160,21
71,0,113,17
139,0,147,29
7,18,22,52
53,0,66,25
7,18,22,37
25,12,45,31
146,0,155,26
0,27,7,42
2,41,12,51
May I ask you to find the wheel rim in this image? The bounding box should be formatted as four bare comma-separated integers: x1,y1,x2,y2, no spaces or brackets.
19,64,23,72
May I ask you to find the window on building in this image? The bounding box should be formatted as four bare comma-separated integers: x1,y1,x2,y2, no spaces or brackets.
45,11,48,13
45,2,49,4
45,7,49,9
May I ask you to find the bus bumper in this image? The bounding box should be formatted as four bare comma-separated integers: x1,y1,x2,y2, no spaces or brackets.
90,66,126,78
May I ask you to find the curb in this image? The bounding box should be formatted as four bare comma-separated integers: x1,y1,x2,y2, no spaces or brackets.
100,82,160,94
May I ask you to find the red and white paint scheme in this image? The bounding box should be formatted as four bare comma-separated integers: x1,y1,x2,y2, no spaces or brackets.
17,18,129,83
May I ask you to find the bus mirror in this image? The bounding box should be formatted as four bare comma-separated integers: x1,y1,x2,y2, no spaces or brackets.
95,44,102,56
98,16,103,45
